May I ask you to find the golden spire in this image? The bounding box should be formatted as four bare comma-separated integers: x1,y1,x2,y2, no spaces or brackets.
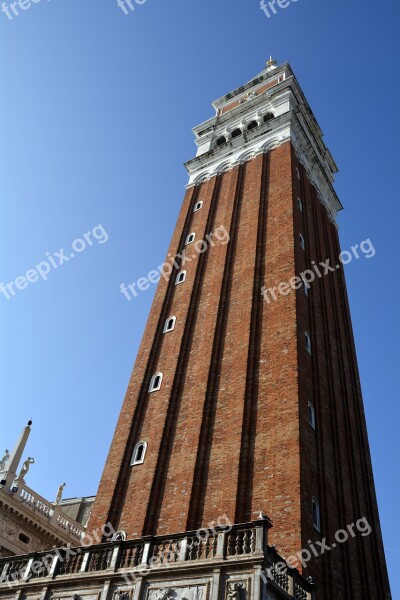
266,55,277,68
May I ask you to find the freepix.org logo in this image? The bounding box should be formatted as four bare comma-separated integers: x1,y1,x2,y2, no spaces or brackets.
117,0,148,16
1,0,51,21
0,225,109,301
260,0,301,19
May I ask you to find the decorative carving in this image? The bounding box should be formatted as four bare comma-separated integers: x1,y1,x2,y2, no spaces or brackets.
226,582,247,600
114,592,131,600
154,588,174,600
148,586,205,600
17,457,34,482
0,449,9,471
0,512,49,553
55,483,66,505
240,91,256,104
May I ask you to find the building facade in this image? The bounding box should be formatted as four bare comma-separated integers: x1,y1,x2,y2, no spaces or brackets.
0,422,92,557
0,59,391,600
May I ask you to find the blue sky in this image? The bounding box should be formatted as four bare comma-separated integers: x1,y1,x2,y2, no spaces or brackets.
0,0,399,593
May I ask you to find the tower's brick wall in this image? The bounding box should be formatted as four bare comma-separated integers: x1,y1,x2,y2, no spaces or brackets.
89,142,391,600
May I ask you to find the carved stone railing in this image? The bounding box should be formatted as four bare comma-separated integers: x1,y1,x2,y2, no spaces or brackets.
118,541,143,570
0,520,267,586
0,557,29,584
226,527,256,556
57,550,83,576
87,546,113,572
186,533,218,560
269,564,290,594
294,582,308,600
10,483,85,543
0,520,314,600
266,549,313,600
151,538,181,564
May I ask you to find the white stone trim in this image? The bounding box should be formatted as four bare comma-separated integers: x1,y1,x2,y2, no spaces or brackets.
187,63,341,224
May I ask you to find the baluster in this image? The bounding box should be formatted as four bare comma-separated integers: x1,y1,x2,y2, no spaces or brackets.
243,531,249,553
249,529,255,552
197,538,202,560
127,547,134,568
227,533,235,556
204,535,210,558
212,535,217,557
235,532,241,555
189,538,197,561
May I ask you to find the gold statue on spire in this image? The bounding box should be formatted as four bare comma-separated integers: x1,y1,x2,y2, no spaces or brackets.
266,55,277,68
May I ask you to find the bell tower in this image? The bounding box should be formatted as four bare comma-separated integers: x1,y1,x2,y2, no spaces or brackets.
89,59,391,600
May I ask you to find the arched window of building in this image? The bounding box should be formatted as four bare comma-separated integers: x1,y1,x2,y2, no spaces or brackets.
131,442,147,466
231,128,242,139
312,497,321,531
263,112,274,123
175,271,187,285
305,331,312,355
297,197,303,212
194,201,203,212
308,402,316,429
247,120,258,131
186,232,195,245
163,316,176,333
216,136,227,146
149,373,163,392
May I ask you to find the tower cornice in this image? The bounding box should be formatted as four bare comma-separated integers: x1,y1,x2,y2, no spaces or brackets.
186,62,341,223
185,111,342,224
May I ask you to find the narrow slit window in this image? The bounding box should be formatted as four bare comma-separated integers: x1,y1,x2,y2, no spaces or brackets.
175,271,187,285
303,282,309,297
193,201,203,212
312,497,321,531
297,197,303,212
299,233,305,250
296,167,301,180
305,331,312,355
131,441,147,466
163,316,176,333
149,372,163,392
308,402,316,430
186,232,195,245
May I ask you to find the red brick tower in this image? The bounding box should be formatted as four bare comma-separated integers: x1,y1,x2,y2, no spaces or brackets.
90,60,391,599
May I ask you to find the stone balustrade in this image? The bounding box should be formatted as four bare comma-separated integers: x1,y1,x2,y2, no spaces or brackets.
10,482,85,542
0,521,314,600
